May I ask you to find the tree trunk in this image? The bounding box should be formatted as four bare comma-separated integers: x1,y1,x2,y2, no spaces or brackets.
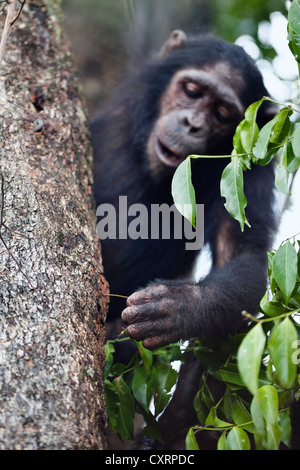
0,0,109,450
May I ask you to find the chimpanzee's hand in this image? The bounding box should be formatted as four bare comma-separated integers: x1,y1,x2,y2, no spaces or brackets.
121,282,199,350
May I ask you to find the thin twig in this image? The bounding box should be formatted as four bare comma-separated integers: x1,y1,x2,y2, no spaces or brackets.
279,230,300,246
108,294,129,299
0,0,17,68
2,222,32,240
0,233,34,288
11,0,26,26
0,170,4,228
0,89,28,112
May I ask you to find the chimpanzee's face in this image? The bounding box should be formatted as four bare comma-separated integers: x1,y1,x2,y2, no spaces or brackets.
146,62,244,173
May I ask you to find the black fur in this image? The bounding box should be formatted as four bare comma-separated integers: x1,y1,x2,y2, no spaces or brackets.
91,34,278,448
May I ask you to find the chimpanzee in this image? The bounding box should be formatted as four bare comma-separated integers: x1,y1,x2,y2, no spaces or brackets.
91,31,277,448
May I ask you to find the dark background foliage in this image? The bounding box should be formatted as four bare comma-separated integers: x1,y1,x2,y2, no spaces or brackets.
61,0,287,115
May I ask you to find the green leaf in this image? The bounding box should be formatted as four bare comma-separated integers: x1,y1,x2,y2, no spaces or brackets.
226,427,251,450
220,158,249,231
251,385,282,450
288,1,300,63
250,391,266,437
233,120,248,155
275,165,289,196
197,383,215,411
237,323,266,395
264,423,283,450
266,251,278,294
232,100,262,157
275,145,290,196
244,100,264,128
240,100,262,153
222,390,233,422
288,22,300,64
280,410,292,448
252,118,277,163
114,376,135,440
171,157,197,228
232,396,255,433
138,342,153,376
289,0,300,34
240,121,259,158
104,341,116,378
154,364,177,417
193,391,209,425
217,431,227,450
252,107,290,166
272,241,298,305
287,140,300,174
255,385,279,426
141,410,163,443
269,318,298,389
219,363,245,387
290,287,300,308
269,107,292,146
205,407,232,428
163,342,183,362
260,290,286,317
105,380,119,434
185,428,200,450
132,366,155,412
292,123,300,159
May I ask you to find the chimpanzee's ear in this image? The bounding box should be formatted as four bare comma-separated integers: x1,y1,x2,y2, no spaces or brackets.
256,102,278,129
159,30,187,57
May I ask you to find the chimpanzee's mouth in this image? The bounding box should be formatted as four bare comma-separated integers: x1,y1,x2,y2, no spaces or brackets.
154,137,185,168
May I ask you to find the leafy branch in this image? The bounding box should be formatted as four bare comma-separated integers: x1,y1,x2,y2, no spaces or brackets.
105,338,182,442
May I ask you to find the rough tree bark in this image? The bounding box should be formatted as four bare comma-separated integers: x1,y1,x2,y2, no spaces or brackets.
0,0,109,449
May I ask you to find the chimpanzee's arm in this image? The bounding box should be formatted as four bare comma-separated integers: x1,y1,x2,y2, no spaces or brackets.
121,164,276,350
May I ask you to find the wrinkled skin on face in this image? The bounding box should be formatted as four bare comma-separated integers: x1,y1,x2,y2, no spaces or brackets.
147,63,244,173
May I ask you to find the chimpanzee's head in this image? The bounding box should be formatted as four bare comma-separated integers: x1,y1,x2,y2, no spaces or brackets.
130,30,274,174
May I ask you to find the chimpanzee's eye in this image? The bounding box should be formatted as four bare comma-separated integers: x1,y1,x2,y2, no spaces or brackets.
183,81,203,99
215,105,231,123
